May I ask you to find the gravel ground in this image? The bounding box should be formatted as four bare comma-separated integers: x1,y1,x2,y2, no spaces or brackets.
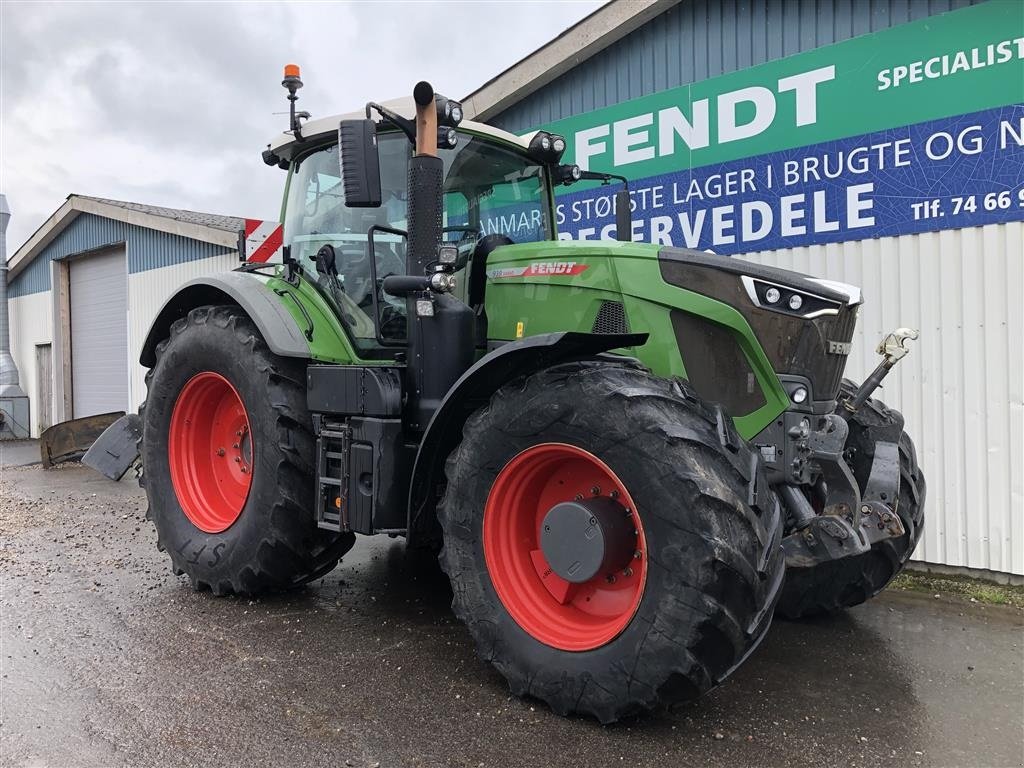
1,462,1022,768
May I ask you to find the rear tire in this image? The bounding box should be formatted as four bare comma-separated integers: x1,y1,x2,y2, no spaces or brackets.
140,305,354,595
437,362,784,723
776,380,926,618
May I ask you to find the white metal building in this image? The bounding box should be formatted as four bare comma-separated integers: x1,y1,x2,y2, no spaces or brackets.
6,195,243,436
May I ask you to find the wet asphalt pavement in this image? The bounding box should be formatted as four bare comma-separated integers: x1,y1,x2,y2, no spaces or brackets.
1,461,1022,768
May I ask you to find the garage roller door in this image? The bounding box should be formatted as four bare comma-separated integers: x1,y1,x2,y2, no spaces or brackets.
70,248,129,417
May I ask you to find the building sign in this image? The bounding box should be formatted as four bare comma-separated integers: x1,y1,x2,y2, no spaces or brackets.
536,1,1024,254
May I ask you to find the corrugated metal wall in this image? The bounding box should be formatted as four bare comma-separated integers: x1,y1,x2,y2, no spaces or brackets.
740,222,1023,576
8,254,51,297
35,213,232,274
493,0,985,134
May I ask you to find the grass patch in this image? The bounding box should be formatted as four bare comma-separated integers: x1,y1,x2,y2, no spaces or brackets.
891,570,1024,609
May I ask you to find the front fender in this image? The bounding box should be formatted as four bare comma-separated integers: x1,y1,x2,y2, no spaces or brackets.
140,272,313,367
406,331,647,544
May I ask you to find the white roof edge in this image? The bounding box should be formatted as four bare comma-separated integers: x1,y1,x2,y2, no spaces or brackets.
268,111,534,157
8,196,239,279
461,0,679,122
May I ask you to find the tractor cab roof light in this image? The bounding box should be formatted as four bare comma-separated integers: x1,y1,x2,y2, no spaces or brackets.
528,131,567,164
436,95,463,127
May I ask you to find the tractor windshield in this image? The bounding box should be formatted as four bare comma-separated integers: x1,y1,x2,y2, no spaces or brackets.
283,131,551,352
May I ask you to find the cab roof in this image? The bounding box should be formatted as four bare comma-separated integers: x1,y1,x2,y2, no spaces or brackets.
266,96,540,164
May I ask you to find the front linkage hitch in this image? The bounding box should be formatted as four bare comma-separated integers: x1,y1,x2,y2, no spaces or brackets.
779,328,918,569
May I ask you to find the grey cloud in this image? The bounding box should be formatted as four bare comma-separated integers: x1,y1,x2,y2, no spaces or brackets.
1,0,603,249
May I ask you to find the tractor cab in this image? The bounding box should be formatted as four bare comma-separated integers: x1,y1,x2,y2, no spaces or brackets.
274,121,554,350
261,82,625,356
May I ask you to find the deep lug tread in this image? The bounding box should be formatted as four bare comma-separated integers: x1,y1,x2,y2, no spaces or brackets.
140,304,355,597
437,361,784,723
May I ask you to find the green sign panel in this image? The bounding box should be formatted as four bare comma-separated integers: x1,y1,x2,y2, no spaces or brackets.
545,1,1023,176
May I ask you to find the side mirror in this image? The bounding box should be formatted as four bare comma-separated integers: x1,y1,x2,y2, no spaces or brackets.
615,188,632,242
338,119,382,207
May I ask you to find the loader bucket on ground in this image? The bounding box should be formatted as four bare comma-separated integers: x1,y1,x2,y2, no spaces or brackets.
41,412,124,469
81,413,142,480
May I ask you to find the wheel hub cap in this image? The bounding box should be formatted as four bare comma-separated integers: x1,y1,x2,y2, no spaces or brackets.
540,497,635,584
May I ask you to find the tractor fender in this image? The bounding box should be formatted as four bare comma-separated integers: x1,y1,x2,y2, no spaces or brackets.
406,331,648,543
140,272,310,368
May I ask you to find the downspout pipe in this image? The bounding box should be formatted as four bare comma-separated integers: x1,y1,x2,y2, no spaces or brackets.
0,194,27,398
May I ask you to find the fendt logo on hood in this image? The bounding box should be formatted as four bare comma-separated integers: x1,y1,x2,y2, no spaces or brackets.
486,262,590,279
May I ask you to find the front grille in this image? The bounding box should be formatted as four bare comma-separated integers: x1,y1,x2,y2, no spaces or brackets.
815,306,858,400
592,301,629,334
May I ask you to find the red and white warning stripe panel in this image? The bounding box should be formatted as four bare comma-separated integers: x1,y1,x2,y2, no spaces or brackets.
243,219,283,263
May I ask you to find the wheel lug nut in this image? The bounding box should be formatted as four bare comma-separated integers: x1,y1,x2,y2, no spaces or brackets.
216,448,225,457
610,490,619,499
591,486,601,496
588,517,597,526
233,443,240,449
234,457,241,463
623,567,633,577
606,574,616,584
574,494,583,501
634,550,642,560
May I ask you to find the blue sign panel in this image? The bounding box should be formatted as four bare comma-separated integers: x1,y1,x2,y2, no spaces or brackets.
554,105,1024,254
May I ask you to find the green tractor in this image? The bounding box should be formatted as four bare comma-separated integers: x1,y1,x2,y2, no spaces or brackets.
100,70,926,722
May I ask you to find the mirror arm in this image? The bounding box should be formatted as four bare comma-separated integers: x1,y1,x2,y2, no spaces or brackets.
578,169,629,190
366,102,416,144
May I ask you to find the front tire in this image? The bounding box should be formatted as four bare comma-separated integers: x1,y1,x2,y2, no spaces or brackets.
776,380,926,618
141,305,354,595
438,362,784,723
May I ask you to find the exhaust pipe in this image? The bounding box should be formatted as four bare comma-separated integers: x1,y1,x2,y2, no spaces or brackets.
402,82,474,432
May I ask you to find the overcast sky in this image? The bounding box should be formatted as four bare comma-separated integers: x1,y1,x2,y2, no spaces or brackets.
0,0,603,251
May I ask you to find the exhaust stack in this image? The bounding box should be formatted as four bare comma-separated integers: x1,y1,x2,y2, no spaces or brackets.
0,194,30,439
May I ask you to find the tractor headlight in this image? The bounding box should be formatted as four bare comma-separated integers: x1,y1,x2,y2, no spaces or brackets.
791,386,808,404
556,164,582,186
528,131,567,163
437,243,458,265
436,96,464,127
742,276,844,318
437,127,458,149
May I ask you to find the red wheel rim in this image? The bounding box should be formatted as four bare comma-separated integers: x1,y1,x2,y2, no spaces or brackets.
168,372,253,533
483,443,647,652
